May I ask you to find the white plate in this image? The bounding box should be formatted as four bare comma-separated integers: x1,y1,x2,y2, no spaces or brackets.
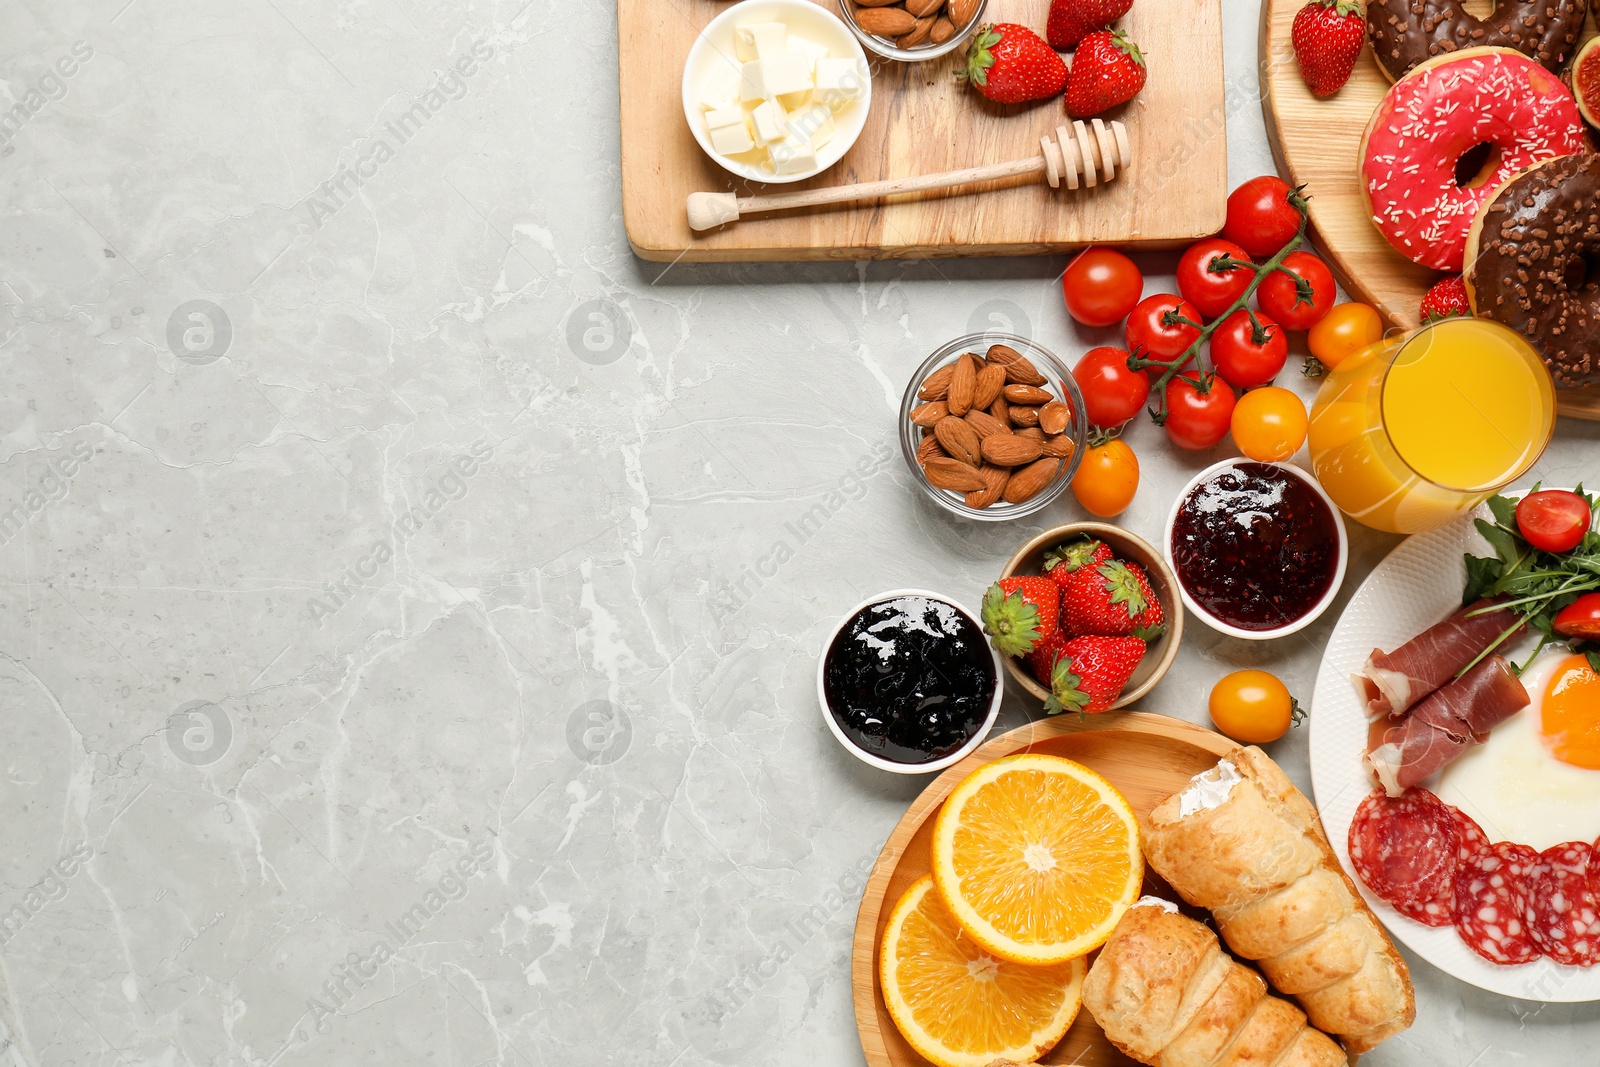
1309,495,1600,1002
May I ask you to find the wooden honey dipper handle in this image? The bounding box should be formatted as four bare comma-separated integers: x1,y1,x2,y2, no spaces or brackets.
687,119,1130,231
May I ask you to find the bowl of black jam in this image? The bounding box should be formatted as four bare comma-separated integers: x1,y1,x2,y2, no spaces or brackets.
818,590,1002,773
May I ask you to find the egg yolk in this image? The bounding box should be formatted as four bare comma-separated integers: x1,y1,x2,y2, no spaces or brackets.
1540,655,1600,769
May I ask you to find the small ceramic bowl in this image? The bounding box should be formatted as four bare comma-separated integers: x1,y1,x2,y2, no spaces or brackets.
997,523,1183,709
838,0,989,63
899,333,1088,522
817,588,1003,774
1163,458,1350,641
681,0,872,184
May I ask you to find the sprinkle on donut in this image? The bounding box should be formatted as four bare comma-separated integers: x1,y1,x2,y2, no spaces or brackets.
1361,48,1586,272
1365,0,1589,82
1465,153,1600,389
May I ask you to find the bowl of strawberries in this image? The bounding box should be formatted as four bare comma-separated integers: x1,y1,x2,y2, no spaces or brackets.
981,522,1181,714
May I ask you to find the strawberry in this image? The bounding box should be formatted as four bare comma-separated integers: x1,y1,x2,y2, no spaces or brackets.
1064,31,1147,118
1047,0,1134,52
1027,629,1071,686
1044,636,1146,716
1420,276,1471,323
1291,0,1365,98
1124,562,1165,640
1060,559,1161,637
1042,538,1113,590
981,576,1061,656
960,24,1069,105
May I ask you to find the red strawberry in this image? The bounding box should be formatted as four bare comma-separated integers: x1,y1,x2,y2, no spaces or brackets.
1042,538,1113,590
1291,0,1365,98
1124,562,1165,641
1047,0,1134,52
1065,31,1147,118
1420,276,1471,323
1060,559,1162,638
981,576,1061,656
1044,636,1146,716
960,24,1069,105
1027,629,1071,686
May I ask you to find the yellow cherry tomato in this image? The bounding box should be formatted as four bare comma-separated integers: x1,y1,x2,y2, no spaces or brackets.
1230,386,1308,463
1308,302,1384,372
1071,437,1139,518
1209,670,1300,744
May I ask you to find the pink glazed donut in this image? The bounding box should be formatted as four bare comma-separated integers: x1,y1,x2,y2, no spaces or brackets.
1360,47,1585,272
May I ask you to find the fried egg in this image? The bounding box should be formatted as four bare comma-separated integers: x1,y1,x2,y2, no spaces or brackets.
1437,652,1600,851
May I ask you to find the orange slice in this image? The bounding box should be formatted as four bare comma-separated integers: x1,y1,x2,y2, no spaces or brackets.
879,874,1085,1067
930,753,1141,964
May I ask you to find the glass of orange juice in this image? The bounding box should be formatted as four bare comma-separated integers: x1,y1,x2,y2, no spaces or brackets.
1308,318,1554,534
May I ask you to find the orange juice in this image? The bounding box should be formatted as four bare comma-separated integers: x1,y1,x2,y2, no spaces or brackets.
1308,318,1554,534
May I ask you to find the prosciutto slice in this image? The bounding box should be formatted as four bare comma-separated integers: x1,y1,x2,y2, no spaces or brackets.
1353,598,1523,719
1366,655,1529,796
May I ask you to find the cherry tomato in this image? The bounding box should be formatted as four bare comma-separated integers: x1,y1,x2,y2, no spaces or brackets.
1125,294,1203,380
1230,386,1308,463
1308,302,1384,371
1062,247,1144,328
1256,251,1336,331
1554,593,1600,641
1071,436,1140,517
1515,490,1594,553
1072,346,1150,429
1222,176,1303,259
1177,239,1255,321
1210,309,1288,389
1164,376,1236,451
1209,670,1298,744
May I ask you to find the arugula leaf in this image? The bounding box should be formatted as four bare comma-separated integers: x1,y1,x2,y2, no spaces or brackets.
1589,650,1600,675
1487,494,1518,529
1463,553,1500,605
1474,517,1519,568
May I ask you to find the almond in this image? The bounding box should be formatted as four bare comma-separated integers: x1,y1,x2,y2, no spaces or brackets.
854,6,917,36
918,364,955,401
1042,434,1076,459
910,400,948,427
981,434,1044,467
962,409,1009,439
933,415,982,466
856,0,902,5
930,16,955,43
988,344,1048,386
972,363,1006,409
923,457,987,493
1014,426,1045,442
916,434,946,464
965,465,1010,509
1003,457,1063,504
947,355,977,415
1009,405,1040,428
906,0,943,16
897,15,934,47
1003,384,1054,406
989,395,1010,425
1039,401,1072,436
949,0,980,26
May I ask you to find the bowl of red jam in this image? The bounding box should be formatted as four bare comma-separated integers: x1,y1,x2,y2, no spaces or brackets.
818,589,1002,773
1163,459,1348,641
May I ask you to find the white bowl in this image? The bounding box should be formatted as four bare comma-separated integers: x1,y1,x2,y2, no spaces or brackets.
1162,459,1349,641
680,0,872,185
816,588,1003,775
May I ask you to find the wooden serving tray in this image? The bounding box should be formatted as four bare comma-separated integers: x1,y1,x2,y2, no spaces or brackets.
619,0,1228,261
1258,0,1600,421
850,712,1237,1067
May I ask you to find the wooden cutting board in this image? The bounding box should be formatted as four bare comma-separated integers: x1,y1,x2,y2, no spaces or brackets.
1258,0,1600,421
851,712,1238,1067
618,0,1227,261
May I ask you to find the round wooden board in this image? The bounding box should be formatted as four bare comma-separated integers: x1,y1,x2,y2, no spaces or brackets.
849,712,1238,1067
1257,0,1600,421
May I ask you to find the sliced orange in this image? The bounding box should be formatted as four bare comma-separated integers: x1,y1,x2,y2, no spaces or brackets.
879,874,1085,1067
930,753,1141,965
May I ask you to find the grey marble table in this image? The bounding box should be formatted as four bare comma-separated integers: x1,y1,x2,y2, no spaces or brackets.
0,0,1596,1063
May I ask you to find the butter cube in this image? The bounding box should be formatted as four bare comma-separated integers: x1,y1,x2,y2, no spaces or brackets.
814,57,866,108
788,34,830,64
700,59,743,111
769,130,818,174
704,104,746,131
709,119,756,156
778,89,812,110
789,104,835,150
749,98,788,146
735,22,788,62
740,54,813,101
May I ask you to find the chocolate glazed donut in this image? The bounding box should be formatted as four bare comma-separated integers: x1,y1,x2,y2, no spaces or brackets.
1465,153,1600,388
1366,0,1588,81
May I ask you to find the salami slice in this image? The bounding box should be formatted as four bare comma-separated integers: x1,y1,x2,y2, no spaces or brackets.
1453,841,1539,964
1453,808,1491,862
1349,788,1458,905
1393,882,1454,927
1527,842,1600,967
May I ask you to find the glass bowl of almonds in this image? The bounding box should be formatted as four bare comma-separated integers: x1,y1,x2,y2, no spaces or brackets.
900,333,1088,522
839,0,987,62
